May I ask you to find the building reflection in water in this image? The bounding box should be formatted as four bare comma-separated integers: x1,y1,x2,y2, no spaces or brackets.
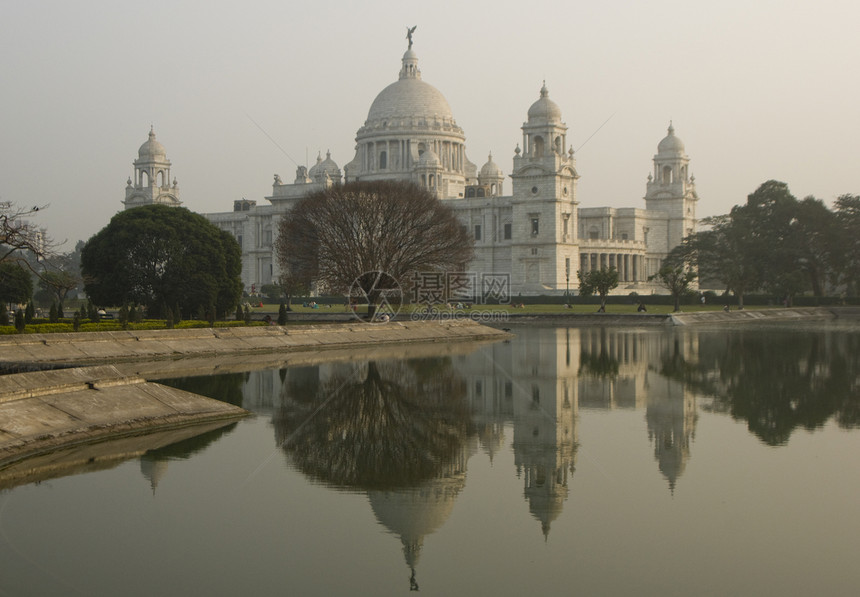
219,326,699,585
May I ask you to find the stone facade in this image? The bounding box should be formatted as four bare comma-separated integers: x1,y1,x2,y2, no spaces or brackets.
127,41,699,296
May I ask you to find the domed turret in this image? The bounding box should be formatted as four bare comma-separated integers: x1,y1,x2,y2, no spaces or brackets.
138,127,166,160
308,150,342,183
527,83,563,124
657,122,686,155
479,152,502,179
125,127,180,210
417,147,441,167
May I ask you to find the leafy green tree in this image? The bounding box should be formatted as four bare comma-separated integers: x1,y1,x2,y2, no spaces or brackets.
14,309,25,333
693,213,761,309
260,284,283,300
25,301,35,324
118,304,129,328
649,246,697,312
81,205,242,319
741,181,804,304
834,194,860,295
0,261,33,306
792,196,836,298
578,267,619,311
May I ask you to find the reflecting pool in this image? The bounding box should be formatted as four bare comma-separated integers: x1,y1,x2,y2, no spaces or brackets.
2,322,860,596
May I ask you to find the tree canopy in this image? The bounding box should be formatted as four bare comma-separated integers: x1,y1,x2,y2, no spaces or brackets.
276,180,474,311
0,261,33,305
578,267,619,310
81,205,242,318
649,245,697,312
687,180,858,304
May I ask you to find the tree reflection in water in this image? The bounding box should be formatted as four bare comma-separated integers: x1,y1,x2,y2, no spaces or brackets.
273,357,474,590
661,327,860,445
273,358,472,489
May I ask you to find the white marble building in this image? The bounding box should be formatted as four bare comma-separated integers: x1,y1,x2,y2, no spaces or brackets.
126,41,699,296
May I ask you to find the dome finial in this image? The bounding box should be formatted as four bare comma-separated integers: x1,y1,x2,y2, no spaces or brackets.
540,80,548,97
406,25,417,50
668,120,674,135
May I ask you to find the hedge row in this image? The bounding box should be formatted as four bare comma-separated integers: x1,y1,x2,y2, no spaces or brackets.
0,319,266,335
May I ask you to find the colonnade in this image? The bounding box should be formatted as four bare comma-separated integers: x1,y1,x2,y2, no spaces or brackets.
579,252,646,283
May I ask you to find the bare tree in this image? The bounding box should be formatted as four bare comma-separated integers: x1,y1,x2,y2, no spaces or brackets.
276,181,474,317
1,201,55,266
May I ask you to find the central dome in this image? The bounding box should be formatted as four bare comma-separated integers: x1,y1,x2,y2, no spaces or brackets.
364,49,456,127
366,78,455,124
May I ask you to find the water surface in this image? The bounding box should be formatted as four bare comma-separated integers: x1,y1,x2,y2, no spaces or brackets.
1,322,859,596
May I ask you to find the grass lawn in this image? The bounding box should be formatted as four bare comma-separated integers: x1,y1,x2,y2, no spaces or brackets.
251,301,779,316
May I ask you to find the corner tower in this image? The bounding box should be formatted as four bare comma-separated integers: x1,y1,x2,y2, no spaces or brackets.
123,127,181,210
509,84,579,293
644,123,698,255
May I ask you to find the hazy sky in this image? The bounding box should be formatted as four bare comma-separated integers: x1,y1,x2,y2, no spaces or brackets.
2,0,858,247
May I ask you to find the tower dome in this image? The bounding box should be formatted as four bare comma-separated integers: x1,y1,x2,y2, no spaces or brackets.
308,150,342,182
417,147,441,167
527,83,563,124
138,127,166,160
657,122,686,154
479,152,503,179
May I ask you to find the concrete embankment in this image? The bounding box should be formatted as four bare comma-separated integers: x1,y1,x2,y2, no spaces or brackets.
498,306,847,326
668,306,839,325
0,321,510,469
0,319,511,369
0,365,248,471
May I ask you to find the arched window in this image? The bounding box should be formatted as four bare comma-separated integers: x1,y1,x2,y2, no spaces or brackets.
533,136,545,157
141,171,149,186
379,151,387,170
156,170,164,187
662,166,673,184
555,136,562,154
466,188,476,198
417,142,426,157
490,183,496,195
476,188,485,197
